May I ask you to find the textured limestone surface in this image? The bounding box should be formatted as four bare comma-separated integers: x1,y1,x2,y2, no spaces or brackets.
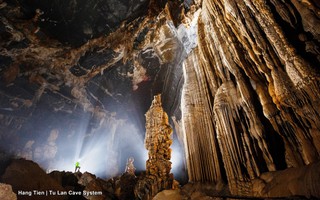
180,0,320,196
0,0,320,199
0,183,17,200
135,94,174,200
252,161,320,198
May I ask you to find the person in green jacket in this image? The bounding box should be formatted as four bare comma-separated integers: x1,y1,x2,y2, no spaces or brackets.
75,161,81,172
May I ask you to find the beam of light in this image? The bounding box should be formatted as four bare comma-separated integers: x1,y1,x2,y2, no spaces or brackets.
46,123,185,180
44,119,148,179
72,115,93,169
170,136,185,181
12,112,184,180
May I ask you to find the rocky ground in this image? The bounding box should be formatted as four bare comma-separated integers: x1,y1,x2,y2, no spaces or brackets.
0,159,319,200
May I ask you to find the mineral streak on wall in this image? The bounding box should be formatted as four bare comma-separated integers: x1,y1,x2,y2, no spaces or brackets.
135,94,173,199
181,48,223,183
181,0,320,195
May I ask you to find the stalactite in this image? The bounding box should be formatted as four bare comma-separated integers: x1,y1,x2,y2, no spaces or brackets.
181,0,320,196
181,49,222,183
135,94,174,200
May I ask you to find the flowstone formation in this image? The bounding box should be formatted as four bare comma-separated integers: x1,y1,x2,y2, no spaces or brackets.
135,94,174,200
180,0,320,197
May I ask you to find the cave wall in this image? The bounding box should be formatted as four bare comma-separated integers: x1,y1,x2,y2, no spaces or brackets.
180,0,320,195
0,0,189,178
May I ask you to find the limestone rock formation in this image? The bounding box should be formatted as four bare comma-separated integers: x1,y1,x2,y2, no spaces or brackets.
0,0,320,199
135,94,174,200
118,172,137,200
124,157,136,175
180,0,320,197
50,170,117,200
252,161,320,198
48,171,85,198
0,1,182,178
152,189,181,200
0,159,67,200
0,183,17,200
0,159,120,200
77,172,108,200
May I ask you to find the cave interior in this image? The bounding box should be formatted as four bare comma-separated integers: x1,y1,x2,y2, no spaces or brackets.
0,0,320,199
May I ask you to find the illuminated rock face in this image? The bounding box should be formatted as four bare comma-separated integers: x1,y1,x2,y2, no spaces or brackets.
135,94,173,200
180,0,320,196
145,94,173,173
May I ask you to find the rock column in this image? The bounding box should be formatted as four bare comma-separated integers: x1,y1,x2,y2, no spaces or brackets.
135,94,174,200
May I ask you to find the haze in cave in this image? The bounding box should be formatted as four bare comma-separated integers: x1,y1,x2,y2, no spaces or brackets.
0,0,320,199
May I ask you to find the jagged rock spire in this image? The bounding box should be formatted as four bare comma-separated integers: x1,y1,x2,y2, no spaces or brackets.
135,94,174,200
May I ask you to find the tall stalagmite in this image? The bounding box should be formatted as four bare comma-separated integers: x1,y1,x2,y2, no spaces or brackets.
135,94,174,199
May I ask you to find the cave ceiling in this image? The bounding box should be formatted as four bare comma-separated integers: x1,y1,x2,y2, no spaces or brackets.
0,0,191,176
0,0,177,119
17,0,150,46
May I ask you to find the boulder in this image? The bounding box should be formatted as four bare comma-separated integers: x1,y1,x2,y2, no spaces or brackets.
0,183,17,200
152,189,181,200
118,172,137,200
78,172,116,200
49,171,86,200
253,161,320,198
0,159,66,200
